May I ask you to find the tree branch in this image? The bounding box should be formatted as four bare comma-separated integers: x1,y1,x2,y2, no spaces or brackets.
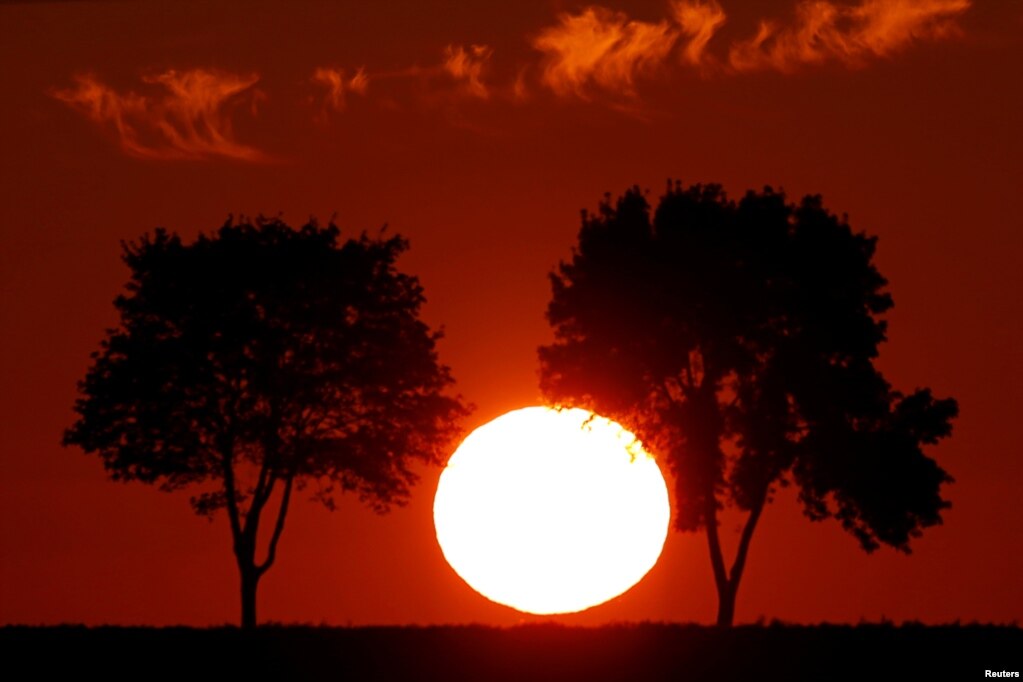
728,487,767,589
220,446,243,546
246,398,285,533
246,458,274,524
257,475,294,575
704,498,729,596
219,394,246,549
243,472,277,544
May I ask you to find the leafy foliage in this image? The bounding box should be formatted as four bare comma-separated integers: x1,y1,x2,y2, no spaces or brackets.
540,182,957,564
64,216,468,624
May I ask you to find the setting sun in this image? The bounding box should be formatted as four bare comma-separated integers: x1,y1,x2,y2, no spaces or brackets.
433,406,670,615
4,0,1019,673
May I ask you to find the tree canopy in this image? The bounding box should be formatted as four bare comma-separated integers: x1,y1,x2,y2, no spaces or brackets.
64,217,468,626
539,183,958,625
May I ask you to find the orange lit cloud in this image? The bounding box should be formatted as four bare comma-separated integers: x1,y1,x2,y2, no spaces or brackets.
53,69,265,161
532,7,679,98
729,0,971,72
443,44,493,99
511,67,531,102
53,2,974,138
531,1,969,98
671,0,727,66
312,66,369,112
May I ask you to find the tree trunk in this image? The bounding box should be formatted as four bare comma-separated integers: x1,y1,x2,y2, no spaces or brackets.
239,562,260,629
716,582,736,627
703,490,767,628
230,475,293,629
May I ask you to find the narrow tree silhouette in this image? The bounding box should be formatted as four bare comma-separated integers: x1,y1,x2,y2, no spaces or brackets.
64,217,469,627
539,183,958,626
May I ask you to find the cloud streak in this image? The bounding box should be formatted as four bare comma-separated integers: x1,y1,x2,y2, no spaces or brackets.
728,0,971,72
53,69,266,161
672,0,727,67
53,1,974,150
530,0,970,98
443,44,494,99
312,67,369,112
532,7,679,98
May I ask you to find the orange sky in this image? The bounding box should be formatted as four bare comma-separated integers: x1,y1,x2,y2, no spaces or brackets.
1,0,1021,626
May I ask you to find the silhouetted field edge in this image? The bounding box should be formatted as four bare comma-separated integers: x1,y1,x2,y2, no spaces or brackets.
3,622,1020,681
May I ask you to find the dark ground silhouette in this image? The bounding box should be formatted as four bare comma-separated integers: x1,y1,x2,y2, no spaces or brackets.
4,623,1019,680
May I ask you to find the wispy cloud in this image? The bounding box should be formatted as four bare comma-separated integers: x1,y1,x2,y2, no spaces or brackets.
530,0,969,98
53,1,975,146
443,44,493,99
728,0,971,72
312,66,369,112
53,69,266,161
671,0,727,67
532,7,679,98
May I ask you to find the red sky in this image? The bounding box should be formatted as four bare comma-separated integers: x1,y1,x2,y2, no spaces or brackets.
1,0,1021,626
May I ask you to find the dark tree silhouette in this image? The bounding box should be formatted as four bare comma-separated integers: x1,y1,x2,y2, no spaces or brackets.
539,183,958,626
64,217,468,628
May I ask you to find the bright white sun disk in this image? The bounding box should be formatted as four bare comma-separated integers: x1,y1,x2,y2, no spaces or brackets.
433,406,670,615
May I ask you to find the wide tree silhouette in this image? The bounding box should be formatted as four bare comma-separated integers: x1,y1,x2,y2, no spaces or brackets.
64,217,468,627
539,183,958,626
